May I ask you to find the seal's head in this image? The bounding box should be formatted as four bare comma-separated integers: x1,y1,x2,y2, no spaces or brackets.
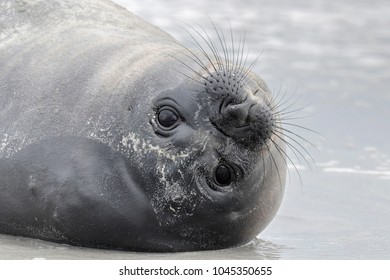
118,29,287,251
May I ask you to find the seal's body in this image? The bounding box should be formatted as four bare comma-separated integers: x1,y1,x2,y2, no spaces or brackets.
0,0,286,251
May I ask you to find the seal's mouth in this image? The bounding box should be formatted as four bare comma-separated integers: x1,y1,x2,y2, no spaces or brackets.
210,119,230,138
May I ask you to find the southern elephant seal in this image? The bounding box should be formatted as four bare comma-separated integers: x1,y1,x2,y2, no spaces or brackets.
0,0,287,252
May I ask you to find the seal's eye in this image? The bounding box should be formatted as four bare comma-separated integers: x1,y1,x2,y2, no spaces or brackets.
214,164,234,186
157,107,179,129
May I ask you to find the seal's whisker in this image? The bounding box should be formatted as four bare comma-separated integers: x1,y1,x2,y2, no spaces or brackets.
168,43,206,70
229,22,237,75
274,124,312,147
197,24,225,72
275,100,318,124
271,100,311,121
168,56,207,80
271,81,293,108
209,18,230,75
273,127,316,167
271,129,310,168
275,126,319,167
274,124,317,151
240,52,262,86
261,149,267,186
186,20,253,81
270,93,302,115
167,53,209,82
171,68,206,86
269,83,299,113
264,141,283,187
276,122,322,137
170,42,213,77
238,55,255,85
276,107,313,119
237,42,251,80
219,24,231,74
237,31,246,76
269,82,318,171
181,25,220,74
228,22,242,76
237,32,247,75
269,136,302,186
231,27,246,80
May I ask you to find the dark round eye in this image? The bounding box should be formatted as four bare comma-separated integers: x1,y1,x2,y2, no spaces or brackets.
157,108,179,129
214,164,234,186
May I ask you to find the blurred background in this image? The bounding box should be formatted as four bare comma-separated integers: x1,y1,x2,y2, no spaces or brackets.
1,0,389,259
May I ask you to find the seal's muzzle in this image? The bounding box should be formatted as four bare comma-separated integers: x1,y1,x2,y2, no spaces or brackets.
205,70,275,147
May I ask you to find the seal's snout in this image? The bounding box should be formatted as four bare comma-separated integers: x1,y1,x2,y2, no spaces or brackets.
221,95,275,145
206,70,275,146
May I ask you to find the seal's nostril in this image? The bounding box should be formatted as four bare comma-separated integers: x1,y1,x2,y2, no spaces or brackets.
216,98,275,146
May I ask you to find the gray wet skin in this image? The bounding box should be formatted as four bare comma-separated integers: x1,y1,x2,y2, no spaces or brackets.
0,0,286,252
